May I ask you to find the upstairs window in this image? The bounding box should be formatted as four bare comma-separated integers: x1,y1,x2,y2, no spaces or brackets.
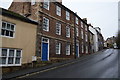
56,6,61,16
81,29,84,39
1,21,15,38
43,0,50,10
66,26,70,38
76,17,78,24
56,22,61,35
66,11,70,20
85,33,88,42
76,27,79,37
85,25,88,31
43,17,49,31
81,21,83,28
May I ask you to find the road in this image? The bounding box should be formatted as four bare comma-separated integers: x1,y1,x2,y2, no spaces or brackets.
25,49,119,78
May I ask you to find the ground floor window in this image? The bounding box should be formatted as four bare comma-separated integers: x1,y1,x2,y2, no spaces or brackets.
0,48,22,66
66,44,70,55
56,42,61,54
82,44,84,53
86,46,88,54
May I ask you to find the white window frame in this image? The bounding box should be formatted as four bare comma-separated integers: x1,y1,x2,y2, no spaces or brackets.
56,22,61,35
66,44,70,55
43,17,49,32
85,25,87,31
66,11,70,20
1,21,16,38
86,46,88,54
66,26,70,38
43,0,50,10
31,0,35,5
56,6,61,16
81,21,83,28
0,48,22,67
56,42,61,54
76,17,78,24
81,29,84,39
76,27,79,37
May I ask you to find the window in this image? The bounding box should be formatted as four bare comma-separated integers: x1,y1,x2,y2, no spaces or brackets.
66,11,70,20
66,44,70,55
82,42,84,53
56,43,61,54
43,17,49,31
31,0,35,5
85,25,87,31
81,29,84,39
76,27,79,37
85,33,88,42
1,21,15,38
66,26,70,37
56,6,61,16
81,21,83,28
0,48,22,66
86,46,88,53
76,17,78,24
56,22,61,35
43,0,50,10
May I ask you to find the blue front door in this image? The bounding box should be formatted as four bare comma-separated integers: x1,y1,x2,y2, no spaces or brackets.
76,45,79,57
42,43,48,61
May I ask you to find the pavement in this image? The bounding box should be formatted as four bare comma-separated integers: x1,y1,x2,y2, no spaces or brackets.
2,49,114,79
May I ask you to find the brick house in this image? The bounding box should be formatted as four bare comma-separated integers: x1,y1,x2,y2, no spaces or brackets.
8,0,91,61
0,8,38,73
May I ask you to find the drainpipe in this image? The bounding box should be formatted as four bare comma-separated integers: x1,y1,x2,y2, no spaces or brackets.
74,15,77,59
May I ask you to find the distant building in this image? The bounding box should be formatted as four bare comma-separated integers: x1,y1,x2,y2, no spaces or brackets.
89,25,98,52
95,27,104,51
105,36,117,48
89,30,94,53
89,25,104,52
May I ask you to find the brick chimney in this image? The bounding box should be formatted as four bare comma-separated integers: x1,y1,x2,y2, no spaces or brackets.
9,0,31,17
83,18,87,23
56,0,62,4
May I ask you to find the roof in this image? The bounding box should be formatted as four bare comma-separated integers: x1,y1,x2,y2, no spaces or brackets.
0,8,38,25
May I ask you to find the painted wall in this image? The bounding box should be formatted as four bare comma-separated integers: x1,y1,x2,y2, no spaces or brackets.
89,26,98,52
0,15,37,64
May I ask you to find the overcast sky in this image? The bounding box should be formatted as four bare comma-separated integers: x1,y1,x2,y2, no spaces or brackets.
0,0,119,40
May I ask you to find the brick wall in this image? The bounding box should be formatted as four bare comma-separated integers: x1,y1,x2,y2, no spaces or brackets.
8,1,91,60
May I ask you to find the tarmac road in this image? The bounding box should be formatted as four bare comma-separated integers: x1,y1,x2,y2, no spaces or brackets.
24,49,119,78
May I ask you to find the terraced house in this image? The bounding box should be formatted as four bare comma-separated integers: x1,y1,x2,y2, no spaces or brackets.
0,8,38,73
8,0,92,61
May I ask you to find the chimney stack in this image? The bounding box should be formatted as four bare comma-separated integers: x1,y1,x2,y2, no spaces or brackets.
83,18,87,23
56,0,62,4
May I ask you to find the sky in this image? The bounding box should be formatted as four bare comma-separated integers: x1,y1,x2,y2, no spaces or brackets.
0,0,119,40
